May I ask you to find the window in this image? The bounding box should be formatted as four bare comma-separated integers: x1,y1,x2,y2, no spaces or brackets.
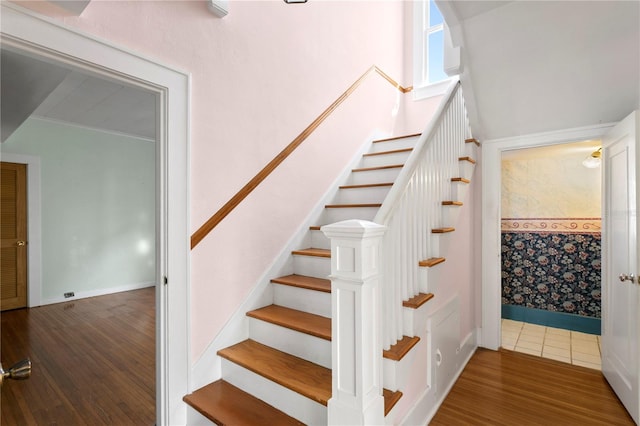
413,0,453,99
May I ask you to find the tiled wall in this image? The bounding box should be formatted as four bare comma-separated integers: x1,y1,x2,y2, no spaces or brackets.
501,218,601,318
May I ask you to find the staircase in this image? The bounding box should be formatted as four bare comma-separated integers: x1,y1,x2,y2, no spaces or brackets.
184,128,478,424
184,80,479,425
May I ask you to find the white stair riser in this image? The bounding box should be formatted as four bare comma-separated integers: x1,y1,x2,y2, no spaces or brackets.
347,168,402,185
292,254,331,279
310,229,330,250
464,141,479,158
430,232,454,258
451,181,470,202
221,359,327,425
421,264,442,295
322,206,378,223
187,406,216,426
370,137,419,153
249,318,332,369
273,284,332,317
441,205,461,228
402,301,432,338
459,161,475,180
383,336,430,392
334,185,391,205
360,151,412,168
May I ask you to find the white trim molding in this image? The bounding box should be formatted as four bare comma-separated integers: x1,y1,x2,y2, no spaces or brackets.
1,4,191,425
480,123,614,350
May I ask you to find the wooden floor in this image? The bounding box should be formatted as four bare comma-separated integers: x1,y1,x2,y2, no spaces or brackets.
1,287,155,425
431,348,634,425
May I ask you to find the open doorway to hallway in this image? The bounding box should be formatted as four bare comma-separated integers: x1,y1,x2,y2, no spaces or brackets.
498,141,603,370
0,46,157,421
1,5,190,421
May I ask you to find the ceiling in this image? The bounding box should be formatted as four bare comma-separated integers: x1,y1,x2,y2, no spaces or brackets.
1,48,156,142
439,0,640,142
446,1,512,21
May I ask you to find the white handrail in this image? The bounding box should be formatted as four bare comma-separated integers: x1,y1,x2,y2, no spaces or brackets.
374,79,472,349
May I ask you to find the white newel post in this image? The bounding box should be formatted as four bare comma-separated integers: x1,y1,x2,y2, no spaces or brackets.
321,220,386,425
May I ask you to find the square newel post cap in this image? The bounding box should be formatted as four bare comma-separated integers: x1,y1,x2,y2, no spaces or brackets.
320,220,386,240
321,220,385,280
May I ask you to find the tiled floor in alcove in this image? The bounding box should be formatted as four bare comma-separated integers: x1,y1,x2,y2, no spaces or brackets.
501,319,601,370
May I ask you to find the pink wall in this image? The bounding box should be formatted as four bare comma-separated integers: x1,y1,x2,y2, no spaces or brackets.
13,0,445,361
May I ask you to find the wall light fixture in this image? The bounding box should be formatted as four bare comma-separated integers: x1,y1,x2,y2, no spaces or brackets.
582,148,602,168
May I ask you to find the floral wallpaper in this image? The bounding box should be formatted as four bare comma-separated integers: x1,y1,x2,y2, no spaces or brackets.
501,226,602,318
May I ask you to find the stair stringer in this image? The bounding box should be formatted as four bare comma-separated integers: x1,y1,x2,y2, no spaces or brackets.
389,152,480,425
189,129,390,392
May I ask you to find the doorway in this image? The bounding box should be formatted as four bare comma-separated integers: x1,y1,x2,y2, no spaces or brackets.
498,141,603,368
480,124,614,351
1,44,157,422
1,5,189,424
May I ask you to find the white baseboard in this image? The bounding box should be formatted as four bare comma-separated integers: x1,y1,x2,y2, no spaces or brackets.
39,281,155,306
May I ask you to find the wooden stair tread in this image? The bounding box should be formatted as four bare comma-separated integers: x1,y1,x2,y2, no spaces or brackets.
403,292,434,309
291,248,331,258
183,380,304,426
442,201,463,206
271,274,331,293
363,148,413,157
352,164,403,172
384,389,403,416
309,226,321,231
218,339,332,405
383,336,420,361
458,156,476,164
339,182,394,189
373,133,421,143
419,257,445,268
325,203,382,208
247,305,331,341
451,177,471,183
465,138,481,146
432,227,455,234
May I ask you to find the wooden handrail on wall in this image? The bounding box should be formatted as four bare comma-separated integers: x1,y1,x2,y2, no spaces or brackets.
191,66,412,249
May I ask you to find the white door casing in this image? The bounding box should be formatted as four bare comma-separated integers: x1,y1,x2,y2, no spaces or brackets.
601,110,639,424
480,123,614,350
0,4,190,425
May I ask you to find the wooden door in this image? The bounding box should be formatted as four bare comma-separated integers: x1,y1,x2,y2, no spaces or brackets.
0,162,27,311
601,111,639,423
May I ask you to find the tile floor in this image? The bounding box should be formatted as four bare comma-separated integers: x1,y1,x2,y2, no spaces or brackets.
501,319,602,370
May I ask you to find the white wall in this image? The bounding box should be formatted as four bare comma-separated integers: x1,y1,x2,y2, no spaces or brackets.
1,118,155,303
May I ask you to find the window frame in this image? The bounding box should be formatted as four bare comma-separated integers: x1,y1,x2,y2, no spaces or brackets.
413,0,456,100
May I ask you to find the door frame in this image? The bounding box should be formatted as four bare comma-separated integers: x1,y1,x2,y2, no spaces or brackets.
1,4,190,425
480,123,614,350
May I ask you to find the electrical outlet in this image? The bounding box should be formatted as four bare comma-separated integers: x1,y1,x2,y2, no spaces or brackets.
64,292,75,298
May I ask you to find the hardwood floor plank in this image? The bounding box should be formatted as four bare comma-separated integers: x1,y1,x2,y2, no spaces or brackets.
1,287,155,425
430,348,633,425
